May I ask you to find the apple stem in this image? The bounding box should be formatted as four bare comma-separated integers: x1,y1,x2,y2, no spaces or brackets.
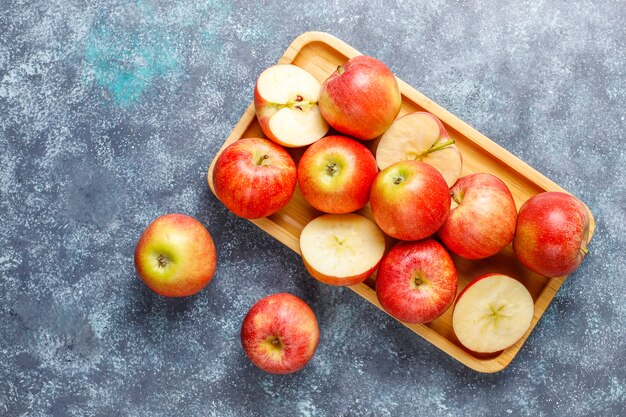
580,247,589,256
257,154,269,165
427,138,456,154
337,65,344,75
451,190,463,205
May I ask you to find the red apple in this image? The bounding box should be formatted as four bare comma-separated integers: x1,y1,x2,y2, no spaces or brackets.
318,55,401,140
212,138,297,219
254,64,329,147
453,274,534,353
297,135,378,213
376,239,457,323
134,214,217,297
370,160,450,241
241,293,320,374
438,173,517,259
513,191,590,277
299,213,386,286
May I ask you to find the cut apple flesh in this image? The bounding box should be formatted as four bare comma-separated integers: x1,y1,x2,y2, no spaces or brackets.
299,214,386,286
376,112,462,187
256,64,329,147
453,274,534,353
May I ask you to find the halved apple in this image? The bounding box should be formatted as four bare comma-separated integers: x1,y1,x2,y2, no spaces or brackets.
254,64,329,147
299,213,386,286
452,274,534,353
375,112,462,187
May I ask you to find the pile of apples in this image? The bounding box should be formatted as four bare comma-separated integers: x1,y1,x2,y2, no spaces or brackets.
135,55,591,375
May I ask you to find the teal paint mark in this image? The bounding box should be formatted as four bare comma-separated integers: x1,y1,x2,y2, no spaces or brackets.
84,5,181,107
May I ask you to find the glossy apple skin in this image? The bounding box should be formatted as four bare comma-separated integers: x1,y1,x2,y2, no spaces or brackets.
376,239,458,323
134,214,217,297
297,135,378,213
513,192,590,277
241,293,320,374
438,173,517,259
318,55,401,140
370,160,450,240
213,138,297,219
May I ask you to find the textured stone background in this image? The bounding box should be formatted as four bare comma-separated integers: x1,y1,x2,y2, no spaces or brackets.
1,0,625,416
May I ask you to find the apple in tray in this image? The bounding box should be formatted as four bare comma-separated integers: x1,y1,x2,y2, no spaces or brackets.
370,160,450,241
299,213,386,286
297,135,378,214
376,112,462,187
453,274,534,353
376,239,458,323
212,137,297,219
241,293,319,374
438,173,517,259
254,64,329,147
319,55,401,140
513,191,590,277
134,214,217,297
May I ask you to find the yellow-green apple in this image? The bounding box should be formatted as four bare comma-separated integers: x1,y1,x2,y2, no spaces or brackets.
375,112,462,187
318,55,401,140
513,192,590,277
134,214,217,297
376,239,457,323
299,213,386,286
297,135,378,213
254,64,329,147
241,293,319,374
370,160,450,241
453,274,534,353
212,138,296,219
438,173,517,259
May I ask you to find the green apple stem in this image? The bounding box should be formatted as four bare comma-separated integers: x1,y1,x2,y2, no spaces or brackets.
257,154,269,165
427,138,456,154
337,65,344,75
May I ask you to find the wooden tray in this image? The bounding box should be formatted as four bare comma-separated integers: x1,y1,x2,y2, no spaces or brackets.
207,31,596,373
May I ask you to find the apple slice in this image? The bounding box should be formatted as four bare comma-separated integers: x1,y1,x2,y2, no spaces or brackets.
254,64,329,147
375,112,462,187
453,274,534,353
299,213,386,286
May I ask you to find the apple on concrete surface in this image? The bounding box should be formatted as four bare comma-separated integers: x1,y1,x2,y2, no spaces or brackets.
376,239,458,323
375,112,462,187
241,293,320,374
369,160,450,241
299,213,386,286
318,55,402,140
212,137,297,219
134,214,217,297
453,274,534,353
513,191,590,277
254,64,329,147
297,135,378,214
438,173,517,259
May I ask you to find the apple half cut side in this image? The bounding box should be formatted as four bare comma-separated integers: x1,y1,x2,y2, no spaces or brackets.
452,274,534,353
299,213,386,286
375,112,462,187
254,64,329,148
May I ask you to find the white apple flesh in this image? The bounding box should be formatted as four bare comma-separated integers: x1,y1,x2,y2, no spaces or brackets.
254,64,329,147
375,112,462,187
453,274,534,353
299,213,386,286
